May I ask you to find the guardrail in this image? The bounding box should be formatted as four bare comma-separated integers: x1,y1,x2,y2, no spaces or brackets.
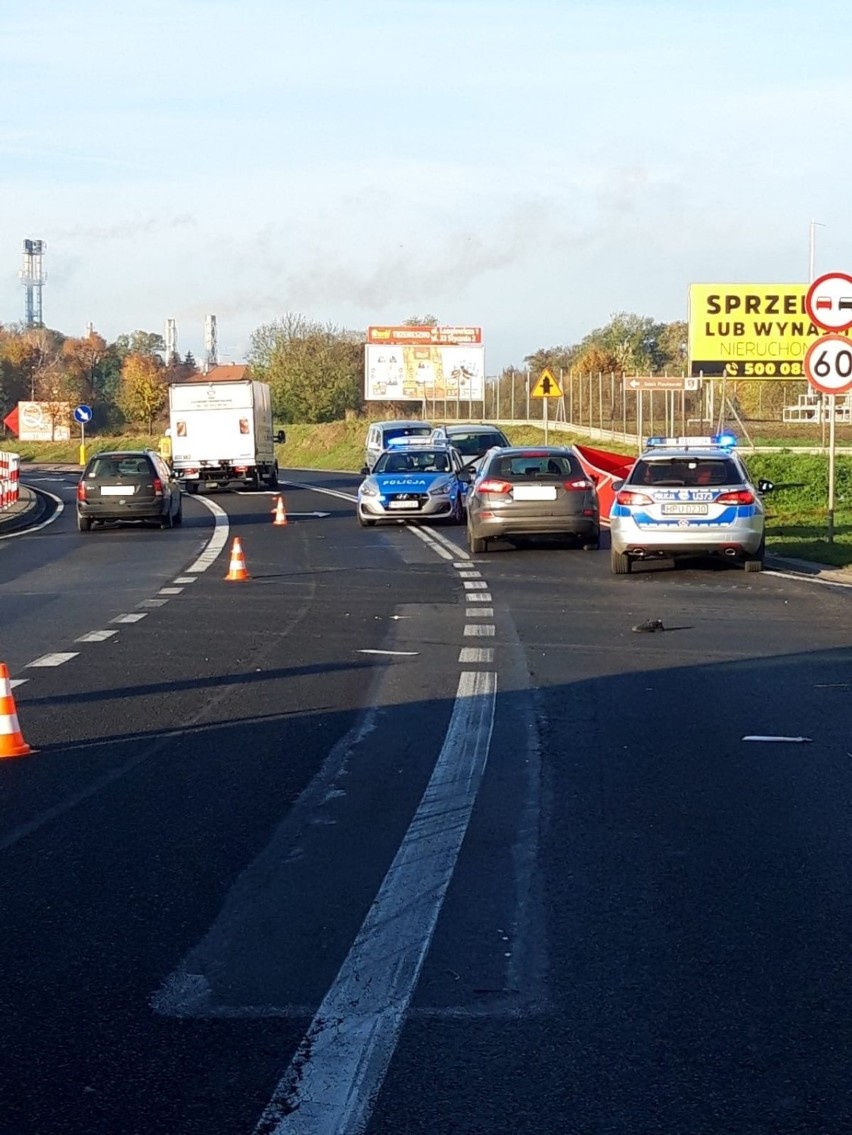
0,452,20,510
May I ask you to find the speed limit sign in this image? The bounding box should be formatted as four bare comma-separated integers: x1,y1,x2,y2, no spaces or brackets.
804,333,852,395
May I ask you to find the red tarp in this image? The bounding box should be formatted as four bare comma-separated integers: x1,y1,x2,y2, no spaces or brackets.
574,444,636,520
2,406,19,437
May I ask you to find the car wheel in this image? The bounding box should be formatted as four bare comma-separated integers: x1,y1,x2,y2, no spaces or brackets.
582,532,600,551
611,548,632,574
743,538,765,572
185,482,199,495
358,513,376,527
267,463,279,489
77,514,92,532
469,531,488,554
450,496,464,525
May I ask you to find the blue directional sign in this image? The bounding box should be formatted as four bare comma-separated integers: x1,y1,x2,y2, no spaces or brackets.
73,404,93,424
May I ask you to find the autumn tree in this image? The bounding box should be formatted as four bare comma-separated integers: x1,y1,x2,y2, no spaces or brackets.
117,353,167,434
249,314,363,422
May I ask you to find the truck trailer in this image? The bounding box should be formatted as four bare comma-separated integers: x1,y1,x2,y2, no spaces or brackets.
168,379,284,492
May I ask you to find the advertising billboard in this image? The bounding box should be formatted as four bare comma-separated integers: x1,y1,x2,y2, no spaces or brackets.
364,326,484,401
15,401,71,441
687,283,847,378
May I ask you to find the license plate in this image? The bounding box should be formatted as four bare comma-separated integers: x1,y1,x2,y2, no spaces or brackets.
389,500,419,510
661,502,708,515
512,485,557,501
100,486,131,496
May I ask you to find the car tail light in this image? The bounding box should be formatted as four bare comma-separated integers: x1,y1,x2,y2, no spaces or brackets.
153,478,164,497
715,489,755,505
563,478,593,491
477,478,512,494
616,489,653,505
77,482,87,502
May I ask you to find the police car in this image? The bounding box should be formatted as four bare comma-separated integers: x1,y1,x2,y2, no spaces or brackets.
608,434,774,574
357,438,473,527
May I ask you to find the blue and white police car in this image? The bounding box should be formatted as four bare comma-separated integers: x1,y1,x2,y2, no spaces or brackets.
357,438,473,527
609,434,774,574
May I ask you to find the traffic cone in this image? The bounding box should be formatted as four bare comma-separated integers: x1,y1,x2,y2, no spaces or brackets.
224,536,250,581
0,663,34,758
272,495,288,526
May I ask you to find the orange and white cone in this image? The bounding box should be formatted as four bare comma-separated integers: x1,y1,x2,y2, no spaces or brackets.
224,536,250,581
0,663,34,758
272,495,288,526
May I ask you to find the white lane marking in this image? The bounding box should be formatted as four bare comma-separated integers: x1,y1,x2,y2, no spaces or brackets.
28,652,79,667
174,576,196,584
458,648,494,663
253,670,497,1135
423,525,468,558
452,561,474,568
159,587,183,595
766,568,852,589
139,598,169,608
0,487,64,540
463,581,488,590
10,679,28,689
187,496,229,572
464,624,495,637
76,630,118,643
406,524,456,561
466,593,492,602
458,570,482,578
112,613,147,624
280,480,355,504
356,649,420,657
466,607,494,618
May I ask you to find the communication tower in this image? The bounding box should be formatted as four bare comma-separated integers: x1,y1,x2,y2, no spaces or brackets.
164,318,178,363
204,314,218,372
19,239,46,327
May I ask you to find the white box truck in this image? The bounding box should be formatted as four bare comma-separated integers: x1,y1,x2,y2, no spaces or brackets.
168,379,285,492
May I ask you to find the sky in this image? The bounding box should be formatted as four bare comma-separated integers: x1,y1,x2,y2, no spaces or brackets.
1,0,851,372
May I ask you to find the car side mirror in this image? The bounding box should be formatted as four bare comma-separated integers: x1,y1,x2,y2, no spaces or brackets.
360,465,370,475
758,479,774,493
612,479,624,491
276,430,286,444
458,470,472,483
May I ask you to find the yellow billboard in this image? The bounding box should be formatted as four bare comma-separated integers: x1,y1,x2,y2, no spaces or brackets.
687,283,848,378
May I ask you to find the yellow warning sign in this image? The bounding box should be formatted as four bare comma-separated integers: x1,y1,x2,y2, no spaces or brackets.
531,368,563,398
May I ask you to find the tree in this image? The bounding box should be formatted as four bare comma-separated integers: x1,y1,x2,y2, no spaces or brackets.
113,330,166,360
403,315,439,326
116,353,167,434
249,314,363,422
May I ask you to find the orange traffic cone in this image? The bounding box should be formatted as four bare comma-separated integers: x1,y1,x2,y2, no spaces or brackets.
0,663,34,758
272,495,288,526
224,536,250,581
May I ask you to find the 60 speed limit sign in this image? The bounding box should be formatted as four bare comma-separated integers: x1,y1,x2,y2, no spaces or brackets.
804,333,852,395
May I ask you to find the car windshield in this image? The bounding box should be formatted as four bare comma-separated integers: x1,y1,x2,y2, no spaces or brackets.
491,453,579,478
383,426,431,444
88,456,151,478
375,450,451,474
633,457,740,488
448,432,507,457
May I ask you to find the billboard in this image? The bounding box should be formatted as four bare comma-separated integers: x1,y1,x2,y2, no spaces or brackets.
364,326,484,401
687,283,847,378
15,401,71,441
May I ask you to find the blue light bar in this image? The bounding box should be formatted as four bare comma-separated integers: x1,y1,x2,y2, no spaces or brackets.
645,434,736,449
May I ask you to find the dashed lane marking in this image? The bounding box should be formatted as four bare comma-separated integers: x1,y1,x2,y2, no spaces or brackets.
458,647,494,663
111,613,147,624
466,592,492,602
463,581,488,590
466,607,494,618
75,630,118,643
27,652,79,667
464,624,495,637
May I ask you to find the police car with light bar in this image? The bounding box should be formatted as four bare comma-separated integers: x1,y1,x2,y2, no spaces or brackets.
356,436,474,526
608,435,774,574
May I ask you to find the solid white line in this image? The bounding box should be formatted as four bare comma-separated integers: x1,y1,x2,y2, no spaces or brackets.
422,526,467,558
187,496,230,572
75,630,118,643
464,624,495,637
253,670,497,1135
766,568,852,589
356,649,420,657
112,613,147,624
458,648,494,663
466,608,494,618
28,652,79,667
406,525,456,561
0,487,64,540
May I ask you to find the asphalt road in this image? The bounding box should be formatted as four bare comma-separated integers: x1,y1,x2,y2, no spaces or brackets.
2,468,852,1134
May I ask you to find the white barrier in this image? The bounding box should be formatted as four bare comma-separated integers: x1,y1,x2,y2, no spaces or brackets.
0,452,20,511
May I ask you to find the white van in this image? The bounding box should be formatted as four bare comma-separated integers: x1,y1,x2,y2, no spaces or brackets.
362,419,433,472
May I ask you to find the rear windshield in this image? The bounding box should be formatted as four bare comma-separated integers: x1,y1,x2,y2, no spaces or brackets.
491,453,580,478
381,426,431,444
87,456,152,479
448,431,507,457
632,457,740,488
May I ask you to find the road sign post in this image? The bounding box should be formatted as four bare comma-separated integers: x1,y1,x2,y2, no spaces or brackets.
73,404,93,466
803,331,852,543
530,369,563,444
